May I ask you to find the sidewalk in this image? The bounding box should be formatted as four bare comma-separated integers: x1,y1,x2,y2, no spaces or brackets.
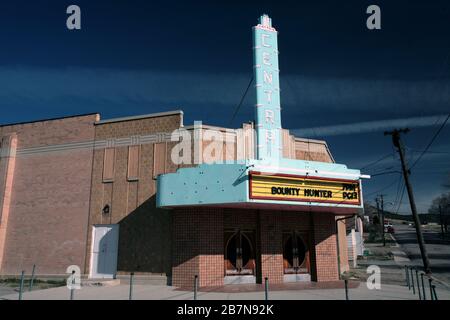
347,234,407,286
2,281,449,300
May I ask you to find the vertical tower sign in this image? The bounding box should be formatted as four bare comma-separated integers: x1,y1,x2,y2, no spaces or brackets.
253,14,282,160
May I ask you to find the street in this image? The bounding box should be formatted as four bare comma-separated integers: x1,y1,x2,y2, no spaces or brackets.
393,222,450,284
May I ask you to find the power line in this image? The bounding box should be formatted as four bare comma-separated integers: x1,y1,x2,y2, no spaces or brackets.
370,170,401,177
408,149,450,155
228,75,254,127
364,177,400,198
360,152,394,171
410,114,450,170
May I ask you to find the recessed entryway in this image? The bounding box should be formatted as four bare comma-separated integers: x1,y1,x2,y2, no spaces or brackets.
283,231,311,282
224,230,256,284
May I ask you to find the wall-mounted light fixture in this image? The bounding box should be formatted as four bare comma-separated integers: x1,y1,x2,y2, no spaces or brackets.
102,204,110,215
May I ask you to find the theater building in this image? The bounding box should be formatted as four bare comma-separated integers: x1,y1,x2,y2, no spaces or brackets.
0,15,366,288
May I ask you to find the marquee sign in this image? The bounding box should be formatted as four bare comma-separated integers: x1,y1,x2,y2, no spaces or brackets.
249,172,361,205
253,14,282,160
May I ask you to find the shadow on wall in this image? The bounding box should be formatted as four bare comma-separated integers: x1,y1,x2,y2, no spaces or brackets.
116,195,172,281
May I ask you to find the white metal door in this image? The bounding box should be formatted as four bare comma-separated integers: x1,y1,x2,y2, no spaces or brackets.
90,224,119,279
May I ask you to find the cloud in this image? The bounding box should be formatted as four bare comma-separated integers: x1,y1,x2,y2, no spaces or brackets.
291,115,449,137
1,66,449,118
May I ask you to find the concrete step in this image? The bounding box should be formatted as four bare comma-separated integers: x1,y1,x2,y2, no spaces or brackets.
81,279,120,287
116,274,169,286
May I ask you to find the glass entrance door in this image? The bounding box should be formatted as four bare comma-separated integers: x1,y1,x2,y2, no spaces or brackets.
224,230,255,276
283,231,310,274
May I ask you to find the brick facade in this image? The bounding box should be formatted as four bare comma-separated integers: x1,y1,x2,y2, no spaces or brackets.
172,208,340,289
0,110,346,286
0,114,98,275
85,113,182,276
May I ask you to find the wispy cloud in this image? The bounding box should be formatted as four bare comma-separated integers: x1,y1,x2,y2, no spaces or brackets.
1,66,450,117
292,115,449,137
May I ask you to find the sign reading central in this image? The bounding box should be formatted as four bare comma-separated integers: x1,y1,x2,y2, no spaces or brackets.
253,14,282,160
249,172,361,205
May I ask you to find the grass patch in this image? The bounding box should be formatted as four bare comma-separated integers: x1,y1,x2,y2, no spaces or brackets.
0,278,66,289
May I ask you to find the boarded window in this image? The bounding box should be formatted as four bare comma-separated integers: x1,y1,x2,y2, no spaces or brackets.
153,143,167,179
127,145,140,181
103,148,115,182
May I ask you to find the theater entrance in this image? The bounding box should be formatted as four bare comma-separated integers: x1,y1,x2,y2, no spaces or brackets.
282,231,311,282
224,229,256,284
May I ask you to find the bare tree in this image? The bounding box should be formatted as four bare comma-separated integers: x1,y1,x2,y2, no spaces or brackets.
428,192,450,232
443,173,450,189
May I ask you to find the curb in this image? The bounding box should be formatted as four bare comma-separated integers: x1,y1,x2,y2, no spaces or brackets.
389,233,412,265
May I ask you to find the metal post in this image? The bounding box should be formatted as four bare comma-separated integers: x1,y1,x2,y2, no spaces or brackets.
18,270,25,300
70,270,75,300
129,272,134,300
405,265,410,289
432,285,438,300
410,268,415,294
415,269,422,300
194,275,198,300
375,197,382,237
428,278,433,300
380,195,386,247
264,277,269,301
29,264,36,292
344,279,349,300
420,273,426,300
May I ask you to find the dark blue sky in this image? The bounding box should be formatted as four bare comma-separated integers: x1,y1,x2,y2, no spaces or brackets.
1,0,449,213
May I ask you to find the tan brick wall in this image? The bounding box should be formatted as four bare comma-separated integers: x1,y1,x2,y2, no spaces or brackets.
172,208,224,288
172,208,339,288
313,213,339,281
0,134,17,271
0,110,339,281
295,139,334,163
85,114,182,276
337,217,350,274
94,114,181,140
259,211,284,284
1,114,99,149
181,124,333,164
0,114,98,275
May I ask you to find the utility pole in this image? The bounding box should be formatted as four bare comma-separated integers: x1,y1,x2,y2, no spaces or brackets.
380,195,386,247
375,196,381,226
375,195,386,246
384,128,431,274
439,204,444,240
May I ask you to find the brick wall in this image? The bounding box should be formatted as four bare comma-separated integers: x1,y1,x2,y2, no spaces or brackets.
337,217,350,273
312,213,339,281
172,208,339,288
0,134,17,272
0,114,98,275
85,113,182,276
172,208,224,288
0,109,339,280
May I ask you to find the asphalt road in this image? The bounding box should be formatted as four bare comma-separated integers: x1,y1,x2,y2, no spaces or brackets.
393,222,450,284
